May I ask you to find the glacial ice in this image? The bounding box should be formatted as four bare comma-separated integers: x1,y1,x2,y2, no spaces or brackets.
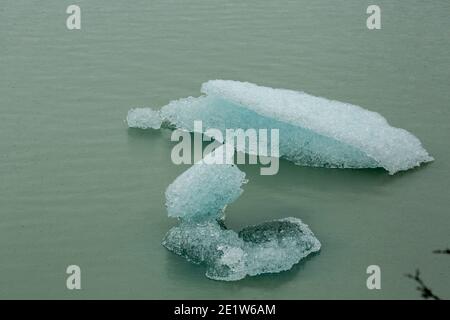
165,147,246,221
162,145,321,281
127,80,433,174
162,217,321,281
126,107,162,129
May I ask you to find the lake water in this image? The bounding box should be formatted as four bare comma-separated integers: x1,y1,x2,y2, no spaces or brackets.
1,0,449,299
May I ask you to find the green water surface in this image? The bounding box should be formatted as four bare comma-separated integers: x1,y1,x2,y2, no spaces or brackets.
1,0,449,299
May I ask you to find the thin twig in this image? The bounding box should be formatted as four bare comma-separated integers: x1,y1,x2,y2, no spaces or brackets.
433,248,450,255
405,269,440,300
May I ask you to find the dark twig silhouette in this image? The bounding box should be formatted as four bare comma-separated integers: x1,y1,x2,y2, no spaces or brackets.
433,248,450,255
405,269,441,300
406,248,449,299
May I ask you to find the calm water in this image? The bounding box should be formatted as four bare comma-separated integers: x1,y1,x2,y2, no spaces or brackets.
1,0,449,299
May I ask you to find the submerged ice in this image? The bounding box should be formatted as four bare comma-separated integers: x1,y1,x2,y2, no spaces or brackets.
163,217,321,281
162,146,321,281
127,80,433,174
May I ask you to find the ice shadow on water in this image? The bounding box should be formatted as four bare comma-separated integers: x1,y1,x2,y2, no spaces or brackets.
126,126,172,144
236,155,432,197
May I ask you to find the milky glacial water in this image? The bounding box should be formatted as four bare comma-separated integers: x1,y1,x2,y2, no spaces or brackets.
1,0,449,299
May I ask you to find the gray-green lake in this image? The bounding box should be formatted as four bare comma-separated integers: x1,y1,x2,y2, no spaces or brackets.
1,0,449,299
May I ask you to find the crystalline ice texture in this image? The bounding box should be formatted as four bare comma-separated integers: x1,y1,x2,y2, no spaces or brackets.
162,217,320,281
162,145,321,281
165,157,246,221
127,107,162,129
127,80,433,174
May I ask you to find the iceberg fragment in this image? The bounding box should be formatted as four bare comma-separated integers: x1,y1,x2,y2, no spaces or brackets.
162,145,321,281
127,107,162,129
163,217,321,281
127,80,433,174
165,153,246,221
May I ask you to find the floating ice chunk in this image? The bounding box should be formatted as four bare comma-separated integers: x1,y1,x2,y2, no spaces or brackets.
128,80,433,174
162,220,246,281
162,145,320,281
162,217,321,281
165,163,246,221
203,80,433,174
127,108,162,129
237,217,321,279
165,145,246,221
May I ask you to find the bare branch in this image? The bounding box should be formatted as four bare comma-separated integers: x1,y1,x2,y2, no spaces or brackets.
405,269,440,300
433,248,450,255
